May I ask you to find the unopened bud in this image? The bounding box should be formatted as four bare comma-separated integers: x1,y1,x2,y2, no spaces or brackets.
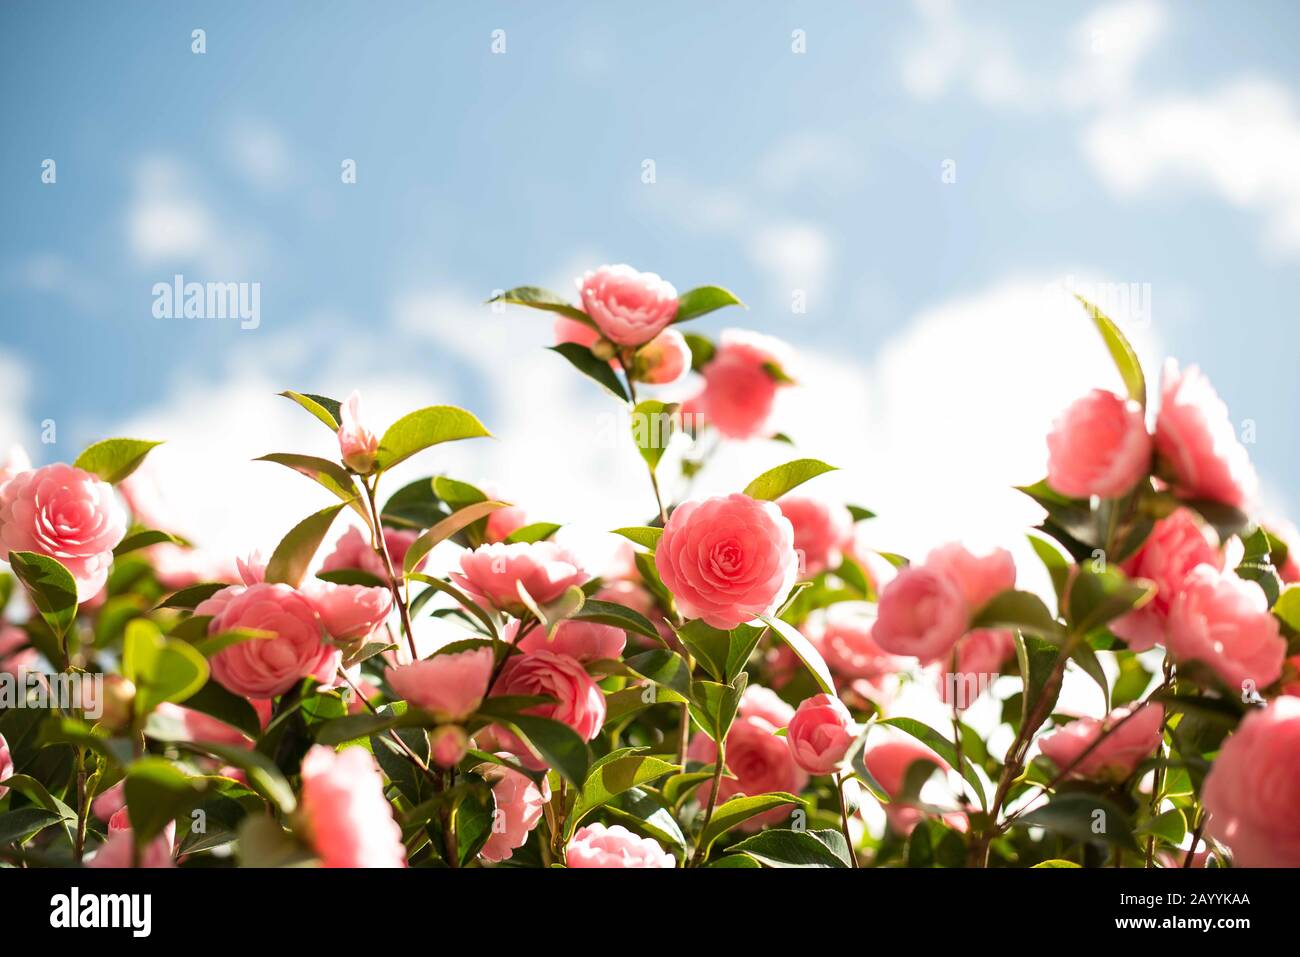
430,724,469,768
99,675,136,732
591,338,617,361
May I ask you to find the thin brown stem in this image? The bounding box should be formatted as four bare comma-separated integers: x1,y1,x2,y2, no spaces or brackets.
362,476,418,661
835,772,858,868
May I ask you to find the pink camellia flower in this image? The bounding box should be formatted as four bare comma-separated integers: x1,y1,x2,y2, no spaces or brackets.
787,694,856,775
1154,359,1258,509
923,542,1016,612
385,646,494,720
153,699,270,748
299,745,406,868
430,725,469,768
872,566,969,664
489,652,606,766
485,505,528,544
633,328,692,385
0,731,12,798
197,583,340,699
1046,389,1152,500
566,823,676,868
236,549,266,585
321,525,423,580
656,493,798,629
689,712,808,831
88,808,175,869
0,444,30,488
514,618,626,662
806,608,910,693
1112,509,1221,652
1271,520,1300,584
0,625,37,676
778,496,853,578
937,628,1015,710
0,463,128,601
1166,565,1285,691
452,541,588,616
301,581,393,643
337,390,379,473
91,780,126,821
863,740,964,837
697,347,777,440
577,264,679,347
737,684,794,728
477,759,552,863
1038,703,1164,780
1202,696,1300,867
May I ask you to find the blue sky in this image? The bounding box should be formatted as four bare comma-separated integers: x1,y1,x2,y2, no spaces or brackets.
2,0,1299,555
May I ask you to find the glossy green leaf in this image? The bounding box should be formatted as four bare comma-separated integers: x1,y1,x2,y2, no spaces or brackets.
505,522,562,544
672,285,745,324
404,500,509,574
725,828,849,868
8,551,78,642
566,748,679,836
1018,791,1140,851
697,792,805,858
759,615,834,693
122,619,210,715
742,458,837,501
972,589,1064,640
126,757,205,844
373,405,491,471
548,343,629,402
180,742,296,813
73,438,163,484
490,286,593,324
880,716,987,810
264,502,347,588
1077,295,1146,407
279,391,342,430
255,453,366,518
611,526,662,551
631,399,679,473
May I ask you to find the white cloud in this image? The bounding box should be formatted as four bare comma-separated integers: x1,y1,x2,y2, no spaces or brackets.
224,119,292,190
747,223,832,302
0,350,33,455
901,0,1165,111
124,156,265,275
1084,78,1300,256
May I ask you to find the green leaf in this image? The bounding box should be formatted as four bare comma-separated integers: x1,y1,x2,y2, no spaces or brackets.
373,406,492,472
631,399,678,473
697,792,805,858
611,526,662,551
1018,791,1140,851
122,619,210,715
688,674,748,744
404,500,509,575
490,286,593,324
155,581,228,610
566,748,679,837
381,477,447,530
548,343,629,402
971,589,1064,641
180,741,297,813
502,714,592,787
0,807,65,846
1065,566,1155,635
759,615,835,693
264,502,348,588
278,391,342,430
1273,586,1300,635
675,620,762,684
1076,295,1146,407
8,551,78,641
1015,634,1063,738
742,458,837,501
73,438,163,484
1137,807,1187,846
604,787,687,858
579,592,666,638
672,285,745,324
178,680,262,739
255,453,366,517
126,757,205,844
408,573,500,639
725,828,849,868
1032,859,1081,868
683,332,715,371
1,774,76,842
1027,534,1071,607
880,717,987,811
505,522,562,544
113,528,187,558
623,649,692,696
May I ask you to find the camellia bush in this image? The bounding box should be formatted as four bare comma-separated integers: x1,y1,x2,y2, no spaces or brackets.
0,264,1297,869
